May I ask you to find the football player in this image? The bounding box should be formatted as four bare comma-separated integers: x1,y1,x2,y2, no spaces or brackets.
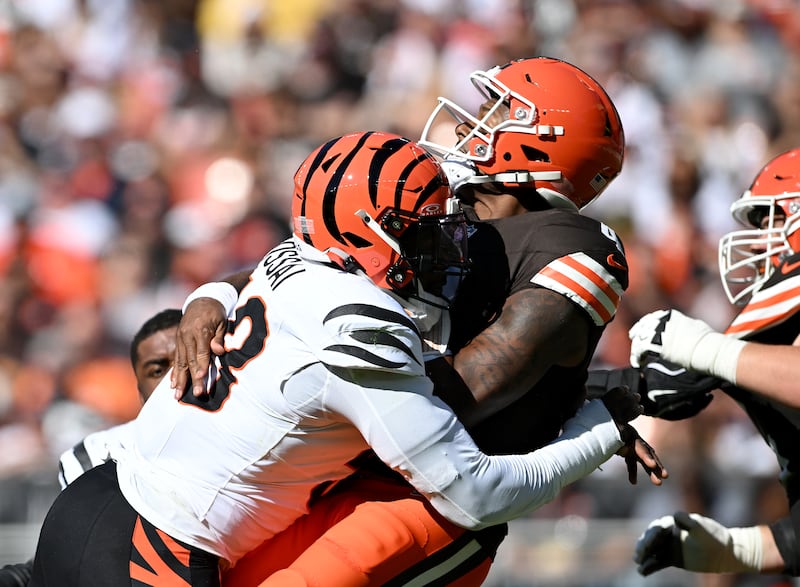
57,308,183,488
175,58,668,586
28,131,643,587
629,148,800,577
0,308,182,587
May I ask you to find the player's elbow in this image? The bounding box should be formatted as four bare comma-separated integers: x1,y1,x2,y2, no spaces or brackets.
425,471,559,530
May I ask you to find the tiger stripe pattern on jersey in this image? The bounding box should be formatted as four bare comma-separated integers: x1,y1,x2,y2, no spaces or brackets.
531,252,623,325
57,440,93,488
323,303,422,369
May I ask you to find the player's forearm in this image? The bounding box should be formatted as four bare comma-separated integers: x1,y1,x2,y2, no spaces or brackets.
760,524,787,573
424,400,622,529
735,343,800,409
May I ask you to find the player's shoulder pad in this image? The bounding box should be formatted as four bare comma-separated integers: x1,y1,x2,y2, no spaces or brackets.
532,251,625,326
726,271,800,338
523,212,627,326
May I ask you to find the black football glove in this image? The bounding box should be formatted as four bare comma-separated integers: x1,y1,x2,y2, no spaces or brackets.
638,355,721,420
586,367,642,400
587,355,721,421
0,560,32,587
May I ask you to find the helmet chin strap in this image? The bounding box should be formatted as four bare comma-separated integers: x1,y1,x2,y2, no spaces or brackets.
324,246,364,274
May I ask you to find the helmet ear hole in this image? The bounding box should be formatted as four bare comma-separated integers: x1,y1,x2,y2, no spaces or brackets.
746,208,763,227
520,145,549,163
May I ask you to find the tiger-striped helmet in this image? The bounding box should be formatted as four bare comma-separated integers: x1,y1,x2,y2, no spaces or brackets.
292,131,469,301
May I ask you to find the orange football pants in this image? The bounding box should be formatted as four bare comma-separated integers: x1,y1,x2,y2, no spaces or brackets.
223,473,506,587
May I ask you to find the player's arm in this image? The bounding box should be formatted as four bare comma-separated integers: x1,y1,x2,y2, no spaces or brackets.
320,364,631,530
445,285,664,486
448,286,588,425
733,341,800,407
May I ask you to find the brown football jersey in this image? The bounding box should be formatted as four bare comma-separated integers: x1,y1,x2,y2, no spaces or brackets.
450,208,629,454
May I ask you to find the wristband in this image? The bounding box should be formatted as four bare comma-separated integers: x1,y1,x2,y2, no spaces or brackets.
728,525,764,571
182,282,239,316
689,332,746,385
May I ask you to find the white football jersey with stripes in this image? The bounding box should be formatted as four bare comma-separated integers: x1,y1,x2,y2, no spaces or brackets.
58,423,132,489
114,237,623,564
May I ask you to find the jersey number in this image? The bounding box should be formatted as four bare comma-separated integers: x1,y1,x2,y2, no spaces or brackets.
178,297,268,412
600,222,625,255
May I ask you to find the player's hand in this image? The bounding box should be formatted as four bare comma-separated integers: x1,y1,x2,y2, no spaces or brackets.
600,385,643,427
171,298,228,398
639,355,721,420
616,425,668,486
628,309,716,369
598,386,667,485
634,512,763,575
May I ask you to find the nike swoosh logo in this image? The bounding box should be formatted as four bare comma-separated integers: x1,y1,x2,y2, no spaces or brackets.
781,259,800,274
647,389,678,401
645,363,687,377
607,253,626,271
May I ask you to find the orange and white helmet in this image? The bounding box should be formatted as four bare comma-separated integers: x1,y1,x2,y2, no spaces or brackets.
292,131,469,303
719,148,800,305
419,57,625,211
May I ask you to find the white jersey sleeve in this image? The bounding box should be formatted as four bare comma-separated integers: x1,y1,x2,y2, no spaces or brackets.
57,423,133,489
321,368,622,529
316,301,424,375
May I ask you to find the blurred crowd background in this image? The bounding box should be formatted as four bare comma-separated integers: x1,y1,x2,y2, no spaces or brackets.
1,0,800,585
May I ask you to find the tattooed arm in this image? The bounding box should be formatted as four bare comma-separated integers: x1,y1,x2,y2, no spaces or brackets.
439,286,664,485
446,287,589,426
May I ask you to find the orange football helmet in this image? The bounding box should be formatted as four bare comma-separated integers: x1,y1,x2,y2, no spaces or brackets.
292,131,469,302
719,148,800,305
419,57,625,211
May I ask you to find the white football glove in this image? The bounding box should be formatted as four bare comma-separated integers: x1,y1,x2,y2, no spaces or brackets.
628,309,745,384
634,512,763,575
